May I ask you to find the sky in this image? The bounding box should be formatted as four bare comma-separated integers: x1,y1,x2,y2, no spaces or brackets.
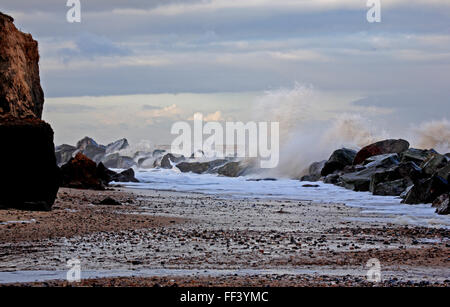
1,0,449,146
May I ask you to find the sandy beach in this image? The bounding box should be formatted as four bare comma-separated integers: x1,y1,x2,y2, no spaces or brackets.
0,187,448,287
1,0,450,294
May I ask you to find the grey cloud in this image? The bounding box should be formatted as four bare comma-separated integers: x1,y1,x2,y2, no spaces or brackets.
40,48,450,97
352,91,450,109
4,3,450,41
44,103,96,113
59,32,130,60
141,104,160,110
0,0,203,13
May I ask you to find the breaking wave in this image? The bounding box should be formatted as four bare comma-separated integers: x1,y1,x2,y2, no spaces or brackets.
413,119,450,154
252,84,386,178
250,83,449,178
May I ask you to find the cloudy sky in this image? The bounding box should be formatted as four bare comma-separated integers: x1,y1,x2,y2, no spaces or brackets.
1,0,449,146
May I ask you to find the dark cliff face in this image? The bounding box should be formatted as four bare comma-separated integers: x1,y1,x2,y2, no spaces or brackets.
0,117,60,210
0,12,60,211
0,12,44,119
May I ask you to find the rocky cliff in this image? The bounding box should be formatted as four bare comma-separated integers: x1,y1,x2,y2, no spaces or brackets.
0,12,59,210
0,12,44,119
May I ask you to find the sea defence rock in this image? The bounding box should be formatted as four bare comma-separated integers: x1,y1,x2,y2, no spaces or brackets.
110,168,139,183
337,154,401,192
402,175,449,205
0,118,60,210
55,144,77,166
301,160,326,182
369,161,422,195
323,173,340,184
176,159,228,174
400,148,436,164
420,153,448,176
160,153,185,169
436,162,450,182
101,153,136,169
432,194,449,215
60,153,138,190
393,161,423,181
321,148,357,176
105,138,129,154
0,12,59,210
97,162,118,186
61,153,105,190
56,137,136,168
97,162,138,184
75,136,106,163
304,135,448,213
176,161,210,174
400,156,450,205
353,139,409,165
76,136,100,151
339,168,377,192
363,153,400,168
372,178,411,196
218,161,244,177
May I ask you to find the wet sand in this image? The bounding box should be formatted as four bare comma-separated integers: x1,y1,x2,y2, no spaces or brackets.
0,187,449,287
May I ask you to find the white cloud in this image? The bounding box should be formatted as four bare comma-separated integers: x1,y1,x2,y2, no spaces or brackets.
41,54,172,71
140,104,183,121
270,50,331,62
189,111,224,121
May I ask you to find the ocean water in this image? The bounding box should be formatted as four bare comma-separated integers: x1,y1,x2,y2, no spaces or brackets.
118,168,450,229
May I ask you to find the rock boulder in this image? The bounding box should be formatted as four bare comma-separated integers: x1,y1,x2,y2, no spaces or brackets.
321,148,357,176
421,153,448,176
96,162,118,186
436,162,450,182
372,178,410,196
369,161,422,194
432,194,449,215
160,153,185,169
402,175,449,205
301,160,326,182
75,136,106,162
400,148,436,164
177,159,228,174
353,139,409,165
60,153,105,190
55,144,77,166
110,168,139,183
105,138,129,154
102,153,136,169
339,168,377,191
218,161,243,177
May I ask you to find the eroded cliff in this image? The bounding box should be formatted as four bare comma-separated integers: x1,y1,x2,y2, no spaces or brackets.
0,12,59,210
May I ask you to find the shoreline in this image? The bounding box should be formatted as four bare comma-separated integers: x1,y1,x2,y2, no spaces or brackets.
2,266,449,287
0,187,449,286
122,168,450,230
